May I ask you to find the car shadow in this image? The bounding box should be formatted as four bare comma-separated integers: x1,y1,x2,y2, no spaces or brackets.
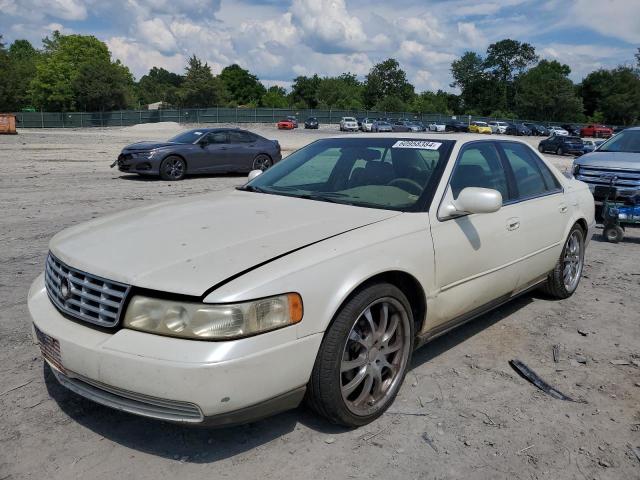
43,292,538,462
591,231,640,245
411,293,534,369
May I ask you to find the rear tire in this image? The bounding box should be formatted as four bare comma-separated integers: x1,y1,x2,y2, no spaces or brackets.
159,156,186,181
538,144,545,153
307,283,414,427
541,224,585,299
557,146,564,156
252,154,272,171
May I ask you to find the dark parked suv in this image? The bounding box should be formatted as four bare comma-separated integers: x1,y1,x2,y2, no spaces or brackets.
538,135,584,156
113,128,282,180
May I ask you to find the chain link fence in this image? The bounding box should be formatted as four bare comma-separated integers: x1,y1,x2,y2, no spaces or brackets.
13,107,567,129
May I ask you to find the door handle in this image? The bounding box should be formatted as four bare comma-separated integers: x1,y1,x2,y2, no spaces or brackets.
507,217,520,231
559,204,568,213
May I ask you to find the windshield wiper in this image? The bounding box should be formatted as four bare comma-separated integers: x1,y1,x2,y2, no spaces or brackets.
298,193,353,205
236,185,267,193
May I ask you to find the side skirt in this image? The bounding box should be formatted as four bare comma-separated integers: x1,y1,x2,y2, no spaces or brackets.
414,274,548,349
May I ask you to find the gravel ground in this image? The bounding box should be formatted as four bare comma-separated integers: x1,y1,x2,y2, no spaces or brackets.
1,124,639,479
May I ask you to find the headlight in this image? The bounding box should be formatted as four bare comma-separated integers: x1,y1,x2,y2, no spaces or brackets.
123,293,303,340
132,151,155,159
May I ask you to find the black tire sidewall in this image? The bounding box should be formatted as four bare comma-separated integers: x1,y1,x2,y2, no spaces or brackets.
308,282,415,427
546,224,585,298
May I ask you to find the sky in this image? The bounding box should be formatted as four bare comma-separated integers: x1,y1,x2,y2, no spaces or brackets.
0,0,638,92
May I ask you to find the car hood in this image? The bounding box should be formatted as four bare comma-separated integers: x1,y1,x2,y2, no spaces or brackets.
123,141,176,152
49,190,400,296
575,151,640,169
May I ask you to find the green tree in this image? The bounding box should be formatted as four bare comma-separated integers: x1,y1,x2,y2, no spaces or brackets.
136,67,183,106
4,40,40,110
72,59,134,111
178,55,229,107
30,32,133,111
290,74,321,108
261,86,289,108
514,60,583,122
373,95,407,113
0,35,11,111
581,66,640,124
484,39,538,112
450,51,496,114
219,64,266,106
410,90,452,114
363,59,414,109
316,73,363,109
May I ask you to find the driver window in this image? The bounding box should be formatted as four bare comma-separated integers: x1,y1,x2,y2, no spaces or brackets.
206,132,227,144
450,143,509,200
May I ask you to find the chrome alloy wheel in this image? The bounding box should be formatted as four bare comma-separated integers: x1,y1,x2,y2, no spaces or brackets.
563,229,584,291
340,297,411,416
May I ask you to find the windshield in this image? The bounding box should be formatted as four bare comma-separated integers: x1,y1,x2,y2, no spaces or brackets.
168,130,206,144
244,138,452,211
565,136,582,143
344,117,356,122
597,130,640,154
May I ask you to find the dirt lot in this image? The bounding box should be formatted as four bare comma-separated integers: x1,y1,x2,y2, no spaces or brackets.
1,124,639,480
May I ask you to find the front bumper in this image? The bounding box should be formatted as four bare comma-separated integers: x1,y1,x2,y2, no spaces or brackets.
114,155,160,175
28,274,322,425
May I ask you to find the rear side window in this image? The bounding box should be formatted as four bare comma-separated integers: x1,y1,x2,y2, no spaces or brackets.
206,132,227,144
501,142,560,199
228,131,255,143
450,143,509,200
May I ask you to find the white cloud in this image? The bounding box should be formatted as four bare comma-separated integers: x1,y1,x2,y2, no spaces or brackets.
457,22,487,46
107,36,186,77
539,43,633,80
290,0,366,53
137,18,177,53
569,0,640,43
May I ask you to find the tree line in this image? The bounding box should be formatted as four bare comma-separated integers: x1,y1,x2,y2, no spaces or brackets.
1,32,639,125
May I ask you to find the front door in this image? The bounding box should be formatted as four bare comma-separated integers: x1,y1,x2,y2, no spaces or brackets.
428,141,521,328
192,131,231,173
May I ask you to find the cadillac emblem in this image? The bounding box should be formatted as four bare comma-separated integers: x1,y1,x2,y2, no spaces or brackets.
60,277,71,300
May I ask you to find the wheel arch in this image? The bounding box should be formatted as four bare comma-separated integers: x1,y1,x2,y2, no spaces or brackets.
328,270,427,340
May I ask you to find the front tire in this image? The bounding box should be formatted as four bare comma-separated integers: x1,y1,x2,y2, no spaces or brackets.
538,144,545,153
542,224,585,299
307,283,414,427
557,146,564,156
159,155,186,181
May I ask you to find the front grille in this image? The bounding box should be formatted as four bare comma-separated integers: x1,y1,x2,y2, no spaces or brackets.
52,369,204,423
576,166,640,197
45,253,130,328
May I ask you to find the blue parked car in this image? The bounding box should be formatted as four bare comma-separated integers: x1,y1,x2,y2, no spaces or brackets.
581,139,604,155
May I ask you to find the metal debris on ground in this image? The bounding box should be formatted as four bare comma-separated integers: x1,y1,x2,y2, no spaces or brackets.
509,359,586,403
610,359,630,365
552,344,560,363
421,432,438,453
629,444,640,463
577,329,589,336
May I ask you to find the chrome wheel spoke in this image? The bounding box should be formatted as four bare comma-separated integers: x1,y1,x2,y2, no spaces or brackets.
341,354,367,372
352,370,374,406
342,366,368,396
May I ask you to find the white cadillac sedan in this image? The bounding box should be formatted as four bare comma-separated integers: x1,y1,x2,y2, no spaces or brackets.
28,134,595,428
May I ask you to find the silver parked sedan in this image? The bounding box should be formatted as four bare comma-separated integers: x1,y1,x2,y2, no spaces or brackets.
112,128,282,180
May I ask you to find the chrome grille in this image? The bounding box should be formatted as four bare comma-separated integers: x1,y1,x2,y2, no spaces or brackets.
576,166,640,195
45,253,130,328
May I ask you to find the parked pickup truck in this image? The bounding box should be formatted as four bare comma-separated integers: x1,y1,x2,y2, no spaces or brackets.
573,127,640,202
580,124,613,138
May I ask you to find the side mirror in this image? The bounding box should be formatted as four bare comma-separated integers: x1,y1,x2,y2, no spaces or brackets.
247,169,263,182
450,187,502,215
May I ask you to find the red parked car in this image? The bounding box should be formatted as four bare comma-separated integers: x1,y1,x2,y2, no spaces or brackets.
580,124,613,138
277,119,295,130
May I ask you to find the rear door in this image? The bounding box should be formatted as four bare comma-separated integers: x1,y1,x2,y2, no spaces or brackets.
226,130,260,172
497,141,567,289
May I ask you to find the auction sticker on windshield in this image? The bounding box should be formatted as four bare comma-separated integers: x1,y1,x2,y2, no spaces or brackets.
392,140,442,150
